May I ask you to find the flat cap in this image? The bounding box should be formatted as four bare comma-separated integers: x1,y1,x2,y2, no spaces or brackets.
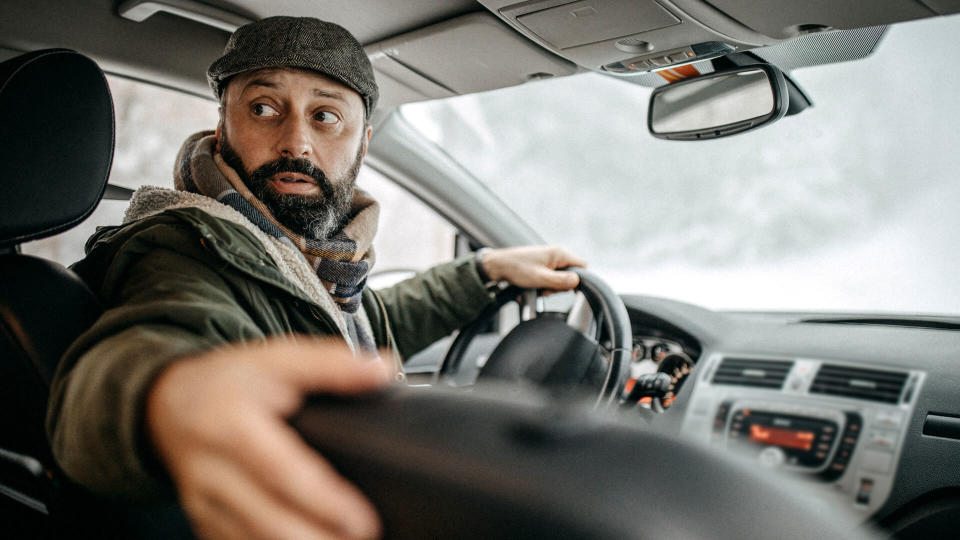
207,16,379,118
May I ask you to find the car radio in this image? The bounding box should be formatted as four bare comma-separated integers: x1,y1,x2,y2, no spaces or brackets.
712,401,863,480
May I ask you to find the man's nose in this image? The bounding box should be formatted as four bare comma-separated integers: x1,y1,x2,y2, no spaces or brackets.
275,115,312,158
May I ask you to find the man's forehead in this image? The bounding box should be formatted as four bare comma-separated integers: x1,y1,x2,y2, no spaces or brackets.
228,67,363,105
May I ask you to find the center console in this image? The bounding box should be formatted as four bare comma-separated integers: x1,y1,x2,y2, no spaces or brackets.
682,354,924,515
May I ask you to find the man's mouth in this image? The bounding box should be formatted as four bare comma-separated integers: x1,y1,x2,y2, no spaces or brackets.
272,172,316,184
268,172,320,194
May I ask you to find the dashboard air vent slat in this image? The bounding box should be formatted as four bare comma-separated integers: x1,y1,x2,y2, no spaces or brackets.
810,364,908,404
712,358,793,389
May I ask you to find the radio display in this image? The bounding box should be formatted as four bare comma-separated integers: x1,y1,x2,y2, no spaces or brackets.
749,424,815,451
726,410,840,468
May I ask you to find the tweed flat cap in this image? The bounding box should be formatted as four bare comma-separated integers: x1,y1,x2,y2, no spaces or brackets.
207,16,379,118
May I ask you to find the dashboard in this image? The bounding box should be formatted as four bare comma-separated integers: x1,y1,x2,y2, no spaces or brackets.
403,291,960,536
621,294,960,537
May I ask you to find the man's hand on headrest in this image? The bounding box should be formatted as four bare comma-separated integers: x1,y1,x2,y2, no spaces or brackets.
146,338,390,540
480,245,586,293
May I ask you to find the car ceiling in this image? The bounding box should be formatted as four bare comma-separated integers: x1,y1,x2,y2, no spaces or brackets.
199,0,480,44
2,0,959,108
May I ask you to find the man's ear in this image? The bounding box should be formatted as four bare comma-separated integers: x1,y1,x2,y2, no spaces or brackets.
215,120,223,153
361,126,372,158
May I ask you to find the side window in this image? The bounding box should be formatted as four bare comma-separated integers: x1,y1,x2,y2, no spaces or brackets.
21,75,220,265
358,166,457,286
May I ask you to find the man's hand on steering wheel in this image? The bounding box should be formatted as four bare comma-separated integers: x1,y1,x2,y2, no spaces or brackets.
480,246,586,292
443,247,631,407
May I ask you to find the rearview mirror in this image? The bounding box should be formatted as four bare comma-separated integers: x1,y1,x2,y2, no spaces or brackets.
648,64,789,140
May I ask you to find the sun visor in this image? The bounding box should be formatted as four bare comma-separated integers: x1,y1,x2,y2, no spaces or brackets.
366,12,577,108
705,0,943,40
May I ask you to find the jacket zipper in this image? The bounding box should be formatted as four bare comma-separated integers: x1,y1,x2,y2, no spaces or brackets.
371,289,405,382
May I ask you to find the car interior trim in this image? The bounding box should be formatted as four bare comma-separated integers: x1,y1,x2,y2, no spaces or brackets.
922,413,960,441
367,111,544,248
117,0,253,32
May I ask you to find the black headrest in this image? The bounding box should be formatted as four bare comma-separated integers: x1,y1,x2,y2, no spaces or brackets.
0,49,114,248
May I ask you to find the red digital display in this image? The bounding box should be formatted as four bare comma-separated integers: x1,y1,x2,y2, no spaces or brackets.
749,424,815,451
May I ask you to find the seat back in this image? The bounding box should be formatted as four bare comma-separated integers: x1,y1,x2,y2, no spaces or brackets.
0,48,114,534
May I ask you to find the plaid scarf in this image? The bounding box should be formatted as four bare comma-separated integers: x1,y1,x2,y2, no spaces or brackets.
174,131,379,348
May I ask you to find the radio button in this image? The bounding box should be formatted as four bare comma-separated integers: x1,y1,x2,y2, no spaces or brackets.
856,478,874,505
759,446,786,467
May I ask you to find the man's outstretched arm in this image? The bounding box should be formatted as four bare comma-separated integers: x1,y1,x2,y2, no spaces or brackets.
47,223,390,540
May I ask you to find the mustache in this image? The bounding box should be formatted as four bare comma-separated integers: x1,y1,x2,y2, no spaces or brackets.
250,157,333,199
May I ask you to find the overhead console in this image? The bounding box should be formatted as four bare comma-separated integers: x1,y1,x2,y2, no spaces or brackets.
477,0,960,75
479,0,772,75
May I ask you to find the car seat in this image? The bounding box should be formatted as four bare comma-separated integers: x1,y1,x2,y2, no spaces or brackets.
0,48,113,536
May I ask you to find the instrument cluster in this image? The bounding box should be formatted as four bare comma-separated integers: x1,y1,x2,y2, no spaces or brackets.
625,335,695,409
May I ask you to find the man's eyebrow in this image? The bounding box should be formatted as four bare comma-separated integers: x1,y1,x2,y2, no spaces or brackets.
244,78,280,90
313,89,347,102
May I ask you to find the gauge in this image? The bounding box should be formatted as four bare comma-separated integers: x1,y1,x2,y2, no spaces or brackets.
650,343,670,363
632,341,647,362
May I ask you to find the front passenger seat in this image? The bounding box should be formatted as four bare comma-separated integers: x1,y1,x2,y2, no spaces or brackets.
0,48,114,537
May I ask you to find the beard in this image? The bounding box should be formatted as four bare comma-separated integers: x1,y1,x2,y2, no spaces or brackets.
219,134,364,240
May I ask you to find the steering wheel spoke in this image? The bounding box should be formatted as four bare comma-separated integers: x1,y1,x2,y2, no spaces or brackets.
520,289,542,321
438,268,632,408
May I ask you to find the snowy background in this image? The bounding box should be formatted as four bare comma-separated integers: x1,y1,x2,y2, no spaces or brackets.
401,15,960,315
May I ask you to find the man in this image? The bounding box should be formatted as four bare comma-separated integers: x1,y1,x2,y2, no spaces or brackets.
46,16,585,540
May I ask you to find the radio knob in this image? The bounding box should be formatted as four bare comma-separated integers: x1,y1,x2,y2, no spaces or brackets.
758,446,786,468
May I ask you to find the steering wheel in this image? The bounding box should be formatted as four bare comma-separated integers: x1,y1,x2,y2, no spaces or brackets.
436,267,632,408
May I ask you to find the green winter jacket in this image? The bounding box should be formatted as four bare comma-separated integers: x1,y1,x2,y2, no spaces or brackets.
46,190,493,501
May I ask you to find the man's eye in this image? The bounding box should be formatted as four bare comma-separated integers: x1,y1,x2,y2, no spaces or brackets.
315,111,339,124
252,103,279,117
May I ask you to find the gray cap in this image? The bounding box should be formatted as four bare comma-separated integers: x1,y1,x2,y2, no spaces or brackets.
207,16,378,118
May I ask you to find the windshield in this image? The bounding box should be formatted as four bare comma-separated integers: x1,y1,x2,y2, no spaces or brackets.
400,15,960,315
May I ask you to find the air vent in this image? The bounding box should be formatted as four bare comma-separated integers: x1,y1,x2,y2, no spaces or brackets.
810,364,908,404
712,357,793,389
